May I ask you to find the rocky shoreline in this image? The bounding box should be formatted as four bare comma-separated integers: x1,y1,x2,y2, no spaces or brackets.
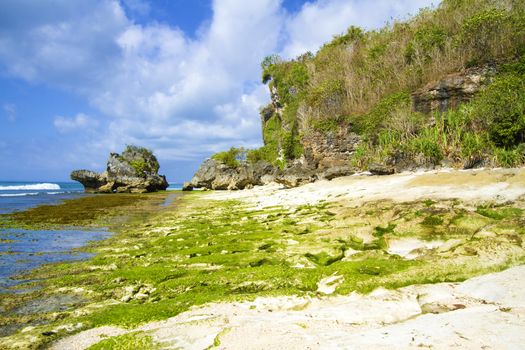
1,167,524,349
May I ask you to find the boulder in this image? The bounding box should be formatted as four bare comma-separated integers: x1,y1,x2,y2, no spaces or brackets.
463,156,485,170
368,163,395,176
320,166,355,181
182,182,193,191
71,145,168,193
275,164,318,188
189,159,277,190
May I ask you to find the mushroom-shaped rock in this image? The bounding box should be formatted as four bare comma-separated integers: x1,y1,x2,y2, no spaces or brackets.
71,145,168,193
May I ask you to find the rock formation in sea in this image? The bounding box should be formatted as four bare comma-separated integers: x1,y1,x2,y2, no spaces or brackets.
71,145,168,193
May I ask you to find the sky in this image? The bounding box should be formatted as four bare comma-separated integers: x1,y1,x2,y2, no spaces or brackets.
0,0,437,182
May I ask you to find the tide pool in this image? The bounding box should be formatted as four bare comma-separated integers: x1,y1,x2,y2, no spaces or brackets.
0,228,110,293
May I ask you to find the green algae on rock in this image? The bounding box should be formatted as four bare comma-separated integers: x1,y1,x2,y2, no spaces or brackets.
0,188,524,349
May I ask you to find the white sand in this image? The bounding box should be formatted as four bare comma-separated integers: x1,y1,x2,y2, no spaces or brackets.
387,239,445,259
209,167,525,209
52,265,525,350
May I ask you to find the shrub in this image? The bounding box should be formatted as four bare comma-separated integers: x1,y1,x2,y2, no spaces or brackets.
212,147,245,168
493,145,525,167
460,132,490,159
282,127,303,160
262,60,309,105
350,143,370,168
410,128,444,164
312,115,352,133
357,92,411,135
130,160,148,177
326,25,364,48
247,146,277,165
404,25,447,63
459,8,524,63
122,145,160,176
470,74,525,148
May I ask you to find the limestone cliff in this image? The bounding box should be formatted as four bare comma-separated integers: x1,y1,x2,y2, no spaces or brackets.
190,0,525,189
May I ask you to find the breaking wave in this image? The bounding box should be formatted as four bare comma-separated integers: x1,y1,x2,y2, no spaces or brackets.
0,193,40,197
0,183,61,191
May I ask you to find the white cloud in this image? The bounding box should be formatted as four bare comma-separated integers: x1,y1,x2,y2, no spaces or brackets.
0,0,440,168
54,113,99,133
282,0,437,58
3,103,16,121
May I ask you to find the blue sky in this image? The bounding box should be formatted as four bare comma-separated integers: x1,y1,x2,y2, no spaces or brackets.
0,0,437,182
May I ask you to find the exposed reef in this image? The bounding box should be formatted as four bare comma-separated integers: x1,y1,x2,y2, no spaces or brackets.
71,145,168,193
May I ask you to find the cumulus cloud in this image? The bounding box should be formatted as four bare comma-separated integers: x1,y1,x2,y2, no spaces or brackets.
54,113,99,133
0,0,438,172
282,0,437,58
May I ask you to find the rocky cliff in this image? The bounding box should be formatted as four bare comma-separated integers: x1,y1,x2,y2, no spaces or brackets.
71,145,168,193
186,159,277,191
412,65,497,114
190,0,525,189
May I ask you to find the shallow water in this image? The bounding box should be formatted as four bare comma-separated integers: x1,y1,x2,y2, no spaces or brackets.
0,228,110,292
162,193,179,206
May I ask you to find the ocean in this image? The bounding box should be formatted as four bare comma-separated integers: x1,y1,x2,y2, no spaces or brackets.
0,181,183,214
0,181,85,215
0,181,182,292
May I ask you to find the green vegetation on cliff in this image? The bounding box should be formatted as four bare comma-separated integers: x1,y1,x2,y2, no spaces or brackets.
122,145,160,178
250,0,525,169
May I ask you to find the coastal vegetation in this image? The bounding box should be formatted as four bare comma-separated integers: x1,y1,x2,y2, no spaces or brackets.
121,145,160,178
211,0,525,170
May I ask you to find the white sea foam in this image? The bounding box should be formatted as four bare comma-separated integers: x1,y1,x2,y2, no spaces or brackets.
0,183,61,191
0,192,40,197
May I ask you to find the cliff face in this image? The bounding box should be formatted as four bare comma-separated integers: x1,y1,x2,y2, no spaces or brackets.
191,0,525,189
254,0,525,176
412,65,497,114
260,65,498,172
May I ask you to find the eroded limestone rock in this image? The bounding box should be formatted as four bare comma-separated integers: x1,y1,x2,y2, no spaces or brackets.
71,146,168,193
